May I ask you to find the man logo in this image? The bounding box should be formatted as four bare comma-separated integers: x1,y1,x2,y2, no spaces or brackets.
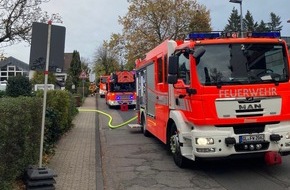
239,103,262,110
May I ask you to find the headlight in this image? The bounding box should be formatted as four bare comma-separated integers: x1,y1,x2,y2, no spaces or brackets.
286,132,290,139
196,137,214,145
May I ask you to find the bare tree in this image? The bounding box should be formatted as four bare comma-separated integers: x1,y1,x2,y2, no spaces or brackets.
0,0,53,47
93,43,120,79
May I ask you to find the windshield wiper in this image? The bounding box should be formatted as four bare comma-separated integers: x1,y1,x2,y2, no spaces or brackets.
214,80,247,88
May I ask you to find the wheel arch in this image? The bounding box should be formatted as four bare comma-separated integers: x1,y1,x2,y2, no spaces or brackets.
166,118,175,146
168,110,191,143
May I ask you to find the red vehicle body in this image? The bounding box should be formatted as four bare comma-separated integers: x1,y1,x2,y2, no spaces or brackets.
130,31,290,167
105,71,136,108
99,75,109,98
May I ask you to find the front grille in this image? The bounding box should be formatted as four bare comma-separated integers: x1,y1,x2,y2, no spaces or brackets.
236,114,263,118
216,122,279,134
235,109,264,117
234,124,265,134
236,109,264,113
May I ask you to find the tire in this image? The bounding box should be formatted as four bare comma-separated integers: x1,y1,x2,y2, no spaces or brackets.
141,115,151,137
169,123,190,168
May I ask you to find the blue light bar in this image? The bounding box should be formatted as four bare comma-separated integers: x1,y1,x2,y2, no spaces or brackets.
251,31,280,38
188,32,220,40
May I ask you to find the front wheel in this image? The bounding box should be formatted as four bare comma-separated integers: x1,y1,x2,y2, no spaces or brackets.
170,123,190,168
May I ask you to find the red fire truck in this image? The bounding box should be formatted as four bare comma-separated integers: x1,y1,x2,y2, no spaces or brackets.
99,75,109,98
105,71,136,108
130,31,290,167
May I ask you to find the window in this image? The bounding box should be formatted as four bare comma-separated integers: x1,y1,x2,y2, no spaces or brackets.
8,66,15,71
157,57,163,83
178,53,190,85
196,43,288,86
1,66,7,71
164,55,168,83
16,66,23,71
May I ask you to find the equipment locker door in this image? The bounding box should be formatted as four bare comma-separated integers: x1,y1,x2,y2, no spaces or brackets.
146,64,155,117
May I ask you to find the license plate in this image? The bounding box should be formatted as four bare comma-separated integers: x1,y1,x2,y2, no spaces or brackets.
239,134,264,143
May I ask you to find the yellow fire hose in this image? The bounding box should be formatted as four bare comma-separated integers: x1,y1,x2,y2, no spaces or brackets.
78,108,137,129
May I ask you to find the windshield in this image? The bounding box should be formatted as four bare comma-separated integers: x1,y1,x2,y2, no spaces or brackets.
196,43,289,86
109,82,136,92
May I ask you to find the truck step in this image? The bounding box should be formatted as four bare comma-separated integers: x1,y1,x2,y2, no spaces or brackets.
128,124,142,129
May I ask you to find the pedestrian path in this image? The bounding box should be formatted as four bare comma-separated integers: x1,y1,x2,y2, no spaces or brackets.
49,96,97,190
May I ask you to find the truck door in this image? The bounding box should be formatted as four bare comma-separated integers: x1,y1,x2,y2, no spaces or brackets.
146,64,156,117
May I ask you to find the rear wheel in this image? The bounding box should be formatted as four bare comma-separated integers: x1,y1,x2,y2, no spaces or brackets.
141,115,151,137
170,123,190,168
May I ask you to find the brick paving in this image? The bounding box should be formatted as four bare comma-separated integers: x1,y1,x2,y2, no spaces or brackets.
49,96,97,190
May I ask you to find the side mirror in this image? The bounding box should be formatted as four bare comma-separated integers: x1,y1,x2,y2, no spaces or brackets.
168,55,178,84
168,55,179,75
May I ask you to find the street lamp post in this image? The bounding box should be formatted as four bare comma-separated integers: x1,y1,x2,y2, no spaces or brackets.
229,0,243,37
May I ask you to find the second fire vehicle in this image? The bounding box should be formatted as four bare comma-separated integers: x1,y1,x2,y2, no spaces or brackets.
105,71,136,108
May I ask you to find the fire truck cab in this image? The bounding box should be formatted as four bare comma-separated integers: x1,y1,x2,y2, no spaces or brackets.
105,71,136,108
131,31,290,167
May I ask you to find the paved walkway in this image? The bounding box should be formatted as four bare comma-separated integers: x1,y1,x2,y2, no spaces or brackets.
49,96,99,190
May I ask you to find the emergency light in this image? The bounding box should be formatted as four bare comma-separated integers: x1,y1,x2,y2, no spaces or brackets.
247,31,281,38
187,31,281,40
187,32,220,40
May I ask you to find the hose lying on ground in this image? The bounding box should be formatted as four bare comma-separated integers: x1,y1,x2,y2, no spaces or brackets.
78,108,137,129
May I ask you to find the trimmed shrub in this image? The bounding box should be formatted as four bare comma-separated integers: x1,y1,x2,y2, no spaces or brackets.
5,76,32,97
0,90,78,189
36,90,78,154
0,97,42,189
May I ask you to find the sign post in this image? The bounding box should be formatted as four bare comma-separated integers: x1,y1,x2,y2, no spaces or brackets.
25,16,65,189
38,20,52,169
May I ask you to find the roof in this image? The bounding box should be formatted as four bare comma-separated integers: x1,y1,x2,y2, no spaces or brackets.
0,56,29,71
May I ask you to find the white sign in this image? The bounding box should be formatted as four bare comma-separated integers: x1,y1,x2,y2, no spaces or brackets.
0,84,6,91
34,84,55,91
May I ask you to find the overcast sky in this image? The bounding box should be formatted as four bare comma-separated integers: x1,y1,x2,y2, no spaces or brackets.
2,0,290,64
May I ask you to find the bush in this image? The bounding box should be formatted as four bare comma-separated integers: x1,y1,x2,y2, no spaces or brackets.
6,76,32,97
0,90,78,189
0,90,6,98
36,90,78,154
0,97,42,190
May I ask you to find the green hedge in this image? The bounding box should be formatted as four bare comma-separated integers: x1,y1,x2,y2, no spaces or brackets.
0,90,78,189
36,90,78,154
0,97,42,190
